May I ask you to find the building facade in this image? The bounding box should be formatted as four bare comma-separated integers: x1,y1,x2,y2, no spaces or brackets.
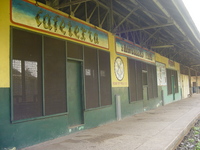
0,0,197,149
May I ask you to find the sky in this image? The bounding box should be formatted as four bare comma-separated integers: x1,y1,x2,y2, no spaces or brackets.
182,0,200,33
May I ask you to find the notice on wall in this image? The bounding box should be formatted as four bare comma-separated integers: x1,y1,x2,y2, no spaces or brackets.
11,0,109,50
85,69,91,76
156,62,167,86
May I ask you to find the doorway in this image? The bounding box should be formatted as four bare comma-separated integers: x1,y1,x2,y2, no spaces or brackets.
67,60,84,126
171,75,175,100
142,71,148,110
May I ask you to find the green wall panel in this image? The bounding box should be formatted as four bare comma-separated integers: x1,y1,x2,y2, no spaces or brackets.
84,105,116,128
0,86,181,149
112,87,162,118
0,88,70,149
161,86,181,105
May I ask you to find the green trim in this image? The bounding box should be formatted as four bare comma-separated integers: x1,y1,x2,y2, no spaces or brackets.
108,52,113,106
129,99,144,104
83,46,87,110
80,61,85,123
42,35,45,116
84,104,112,112
10,26,14,121
97,50,101,107
67,57,83,61
66,41,69,113
11,112,68,124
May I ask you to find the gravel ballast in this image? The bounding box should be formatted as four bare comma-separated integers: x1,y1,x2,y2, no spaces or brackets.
176,120,200,150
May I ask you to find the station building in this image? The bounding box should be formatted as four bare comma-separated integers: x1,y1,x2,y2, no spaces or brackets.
1,0,200,149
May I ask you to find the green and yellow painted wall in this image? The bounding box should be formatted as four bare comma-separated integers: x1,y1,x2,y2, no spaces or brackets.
156,53,181,104
0,0,181,149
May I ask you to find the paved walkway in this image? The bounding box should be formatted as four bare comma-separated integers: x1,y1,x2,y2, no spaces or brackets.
22,94,200,150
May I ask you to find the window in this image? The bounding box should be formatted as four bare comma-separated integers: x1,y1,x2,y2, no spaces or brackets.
44,36,66,115
84,47,99,109
128,59,137,101
12,28,66,121
147,64,158,99
128,59,158,102
99,50,112,106
84,47,112,109
67,41,83,59
136,61,143,100
12,29,43,121
142,71,148,86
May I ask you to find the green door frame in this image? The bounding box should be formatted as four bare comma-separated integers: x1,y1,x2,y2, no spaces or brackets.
171,75,175,100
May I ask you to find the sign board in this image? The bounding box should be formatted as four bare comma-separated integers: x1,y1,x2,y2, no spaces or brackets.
11,0,109,50
168,59,175,68
115,37,155,64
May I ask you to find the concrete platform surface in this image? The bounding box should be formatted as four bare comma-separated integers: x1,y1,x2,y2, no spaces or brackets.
21,95,200,150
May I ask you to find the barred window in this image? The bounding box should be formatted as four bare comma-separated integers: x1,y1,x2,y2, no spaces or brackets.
128,59,158,102
12,28,66,121
84,47,112,109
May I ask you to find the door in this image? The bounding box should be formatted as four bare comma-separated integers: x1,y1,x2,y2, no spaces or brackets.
142,71,148,110
67,60,83,126
193,82,197,93
171,75,175,100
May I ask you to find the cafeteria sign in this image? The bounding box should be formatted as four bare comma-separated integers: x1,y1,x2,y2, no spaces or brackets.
11,0,109,50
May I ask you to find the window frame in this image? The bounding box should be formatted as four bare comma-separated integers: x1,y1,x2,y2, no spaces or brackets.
128,58,158,102
11,27,68,123
83,46,112,110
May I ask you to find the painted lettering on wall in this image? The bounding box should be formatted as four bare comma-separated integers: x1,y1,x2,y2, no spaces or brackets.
11,0,108,49
34,11,99,44
112,82,128,86
116,37,155,63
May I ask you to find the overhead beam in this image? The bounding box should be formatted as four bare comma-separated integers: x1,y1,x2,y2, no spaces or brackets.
87,5,97,22
113,7,139,32
55,0,91,9
115,0,184,49
141,28,161,46
45,0,59,8
172,0,200,43
151,45,174,49
116,23,173,34
94,0,167,45
100,11,109,27
152,0,199,54
129,0,193,51
93,0,197,60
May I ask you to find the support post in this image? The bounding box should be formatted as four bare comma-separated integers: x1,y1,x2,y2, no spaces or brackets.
189,68,192,97
196,71,199,93
115,95,121,121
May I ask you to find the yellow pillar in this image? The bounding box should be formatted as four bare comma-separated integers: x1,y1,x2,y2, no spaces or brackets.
0,1,10,88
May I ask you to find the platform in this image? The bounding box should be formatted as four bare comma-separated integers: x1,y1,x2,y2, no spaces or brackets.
21,94,200,150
